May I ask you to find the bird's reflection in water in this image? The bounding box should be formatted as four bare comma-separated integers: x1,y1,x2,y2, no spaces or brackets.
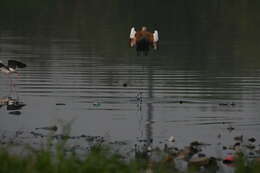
7,98,26,111
0,97,26,115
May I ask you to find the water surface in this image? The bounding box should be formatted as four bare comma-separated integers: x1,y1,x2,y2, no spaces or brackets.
1,0,260,159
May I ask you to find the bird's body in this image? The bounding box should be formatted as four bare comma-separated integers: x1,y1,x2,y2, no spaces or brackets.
0,60,26,74
0,67,11,74
129,26,159,56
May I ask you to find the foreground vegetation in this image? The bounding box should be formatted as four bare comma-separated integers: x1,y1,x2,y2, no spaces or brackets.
0,145,144,173
0,144,260,173
0,124,259,173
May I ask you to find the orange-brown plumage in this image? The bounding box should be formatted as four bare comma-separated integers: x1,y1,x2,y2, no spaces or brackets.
129,26,159,55
135,30,154,45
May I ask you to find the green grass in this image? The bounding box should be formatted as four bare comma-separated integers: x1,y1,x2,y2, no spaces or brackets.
0,144,149,173
0,143,260,173
234,153,260,173
1,146,260,173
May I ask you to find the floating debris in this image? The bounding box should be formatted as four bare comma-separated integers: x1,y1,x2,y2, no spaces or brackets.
30,131,45,138
234,135,243,142
217,133,221,139
93,102,101,107
56,103,66,106
190,141,209,146
51,134,70,140
227,126,235,132
35,125,58,131
80,134,87,138
219,102,235,106
248,137,256,143
198,153,206,157
145,120,155,124
123,83,127,87
109,141,128,145
219,103,228,106
15,130,24,137
9,111,21,115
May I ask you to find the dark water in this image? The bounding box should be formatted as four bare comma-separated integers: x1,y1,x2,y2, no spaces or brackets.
1,0,260,160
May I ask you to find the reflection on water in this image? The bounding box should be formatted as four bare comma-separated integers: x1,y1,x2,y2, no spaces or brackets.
0,96,26,116
1,0,260,161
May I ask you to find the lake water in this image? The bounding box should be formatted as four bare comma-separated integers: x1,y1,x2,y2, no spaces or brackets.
0,0,260,163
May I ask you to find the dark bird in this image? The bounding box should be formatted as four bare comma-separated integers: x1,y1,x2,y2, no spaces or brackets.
0,60,26,96
0,60,26,74
129,26,159,56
